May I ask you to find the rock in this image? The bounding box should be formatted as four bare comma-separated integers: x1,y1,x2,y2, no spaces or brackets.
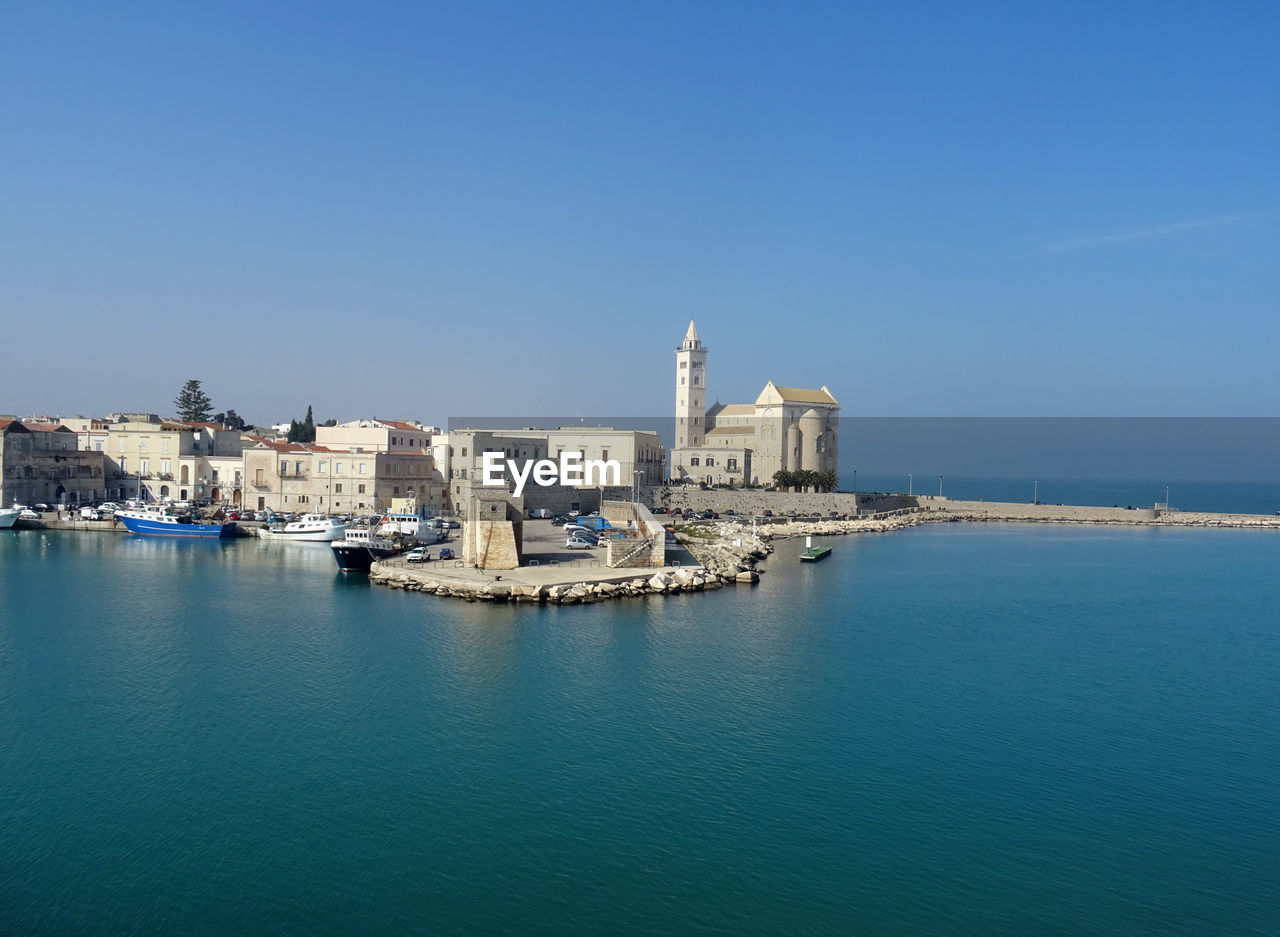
735,570,759,583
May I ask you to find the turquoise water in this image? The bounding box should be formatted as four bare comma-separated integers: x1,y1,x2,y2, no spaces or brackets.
2,527,1278,936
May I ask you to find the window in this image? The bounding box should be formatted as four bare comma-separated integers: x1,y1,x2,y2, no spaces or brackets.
161,439,170,455
705,457,715,466
161,460,171,475
335,484,342,493
359,463,367,474
690,457,699,466
461,447,467,457
393,486,400,495
679,361,687,369
336,462,343,474
295,461,302,475
140,460,150,474
602,450,609,460
120,457,127,471
280,462,288,476
681,377,685,385
318,461,327,473
357,484,365,494
254,468,263,485
727,458,738,471
693,376,699,385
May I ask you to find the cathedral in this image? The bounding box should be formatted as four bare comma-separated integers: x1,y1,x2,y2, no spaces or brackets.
669,321,840,486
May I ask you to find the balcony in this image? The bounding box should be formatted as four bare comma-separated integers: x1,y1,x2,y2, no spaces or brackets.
158,473,173,481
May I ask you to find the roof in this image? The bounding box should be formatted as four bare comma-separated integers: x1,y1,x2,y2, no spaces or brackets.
707,403,755,417
706,426,755,436
756,381,839,406
684,319,700,344
25,422,72,433
249,438,339,453
380,419,425,433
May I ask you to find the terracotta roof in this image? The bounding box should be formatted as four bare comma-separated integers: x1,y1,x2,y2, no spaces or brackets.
380,420,424,432
25,422,72,432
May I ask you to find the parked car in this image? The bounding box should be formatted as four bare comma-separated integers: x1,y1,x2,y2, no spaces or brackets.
34,503,52,512
762,509,774,517
441,519,460,529
567,509,580,518
702,510,718,519
405,547,430,563
439,547,454,560
528,508,553,519
565,536,596,549
226,511,241,521
99,502,121,513
551,515,569,526
724,509,739,516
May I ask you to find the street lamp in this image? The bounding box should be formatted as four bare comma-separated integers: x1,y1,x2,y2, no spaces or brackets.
908,473,913,495
633,469,641,505
1033,480,1038,504
939,474,943,497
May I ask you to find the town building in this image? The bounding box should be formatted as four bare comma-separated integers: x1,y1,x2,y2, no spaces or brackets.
103,417,246,503
446,427,664,516
669,321,840,486
1,419,108,506
241,440,444,515
314,418,439,454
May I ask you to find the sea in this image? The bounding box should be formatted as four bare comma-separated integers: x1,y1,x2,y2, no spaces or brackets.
2,517,1279,936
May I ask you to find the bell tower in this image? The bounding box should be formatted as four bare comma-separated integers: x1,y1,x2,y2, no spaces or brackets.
675,320,707,450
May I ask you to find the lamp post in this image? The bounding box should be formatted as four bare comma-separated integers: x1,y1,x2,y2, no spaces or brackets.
1033,480,1038,505
939,474,943,497
853,469,856,492
908,473,913,495
633,469,641,505
1165,484,1170,510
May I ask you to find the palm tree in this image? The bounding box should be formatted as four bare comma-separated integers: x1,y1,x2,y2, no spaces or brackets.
772,469,792,491
817,469,838,492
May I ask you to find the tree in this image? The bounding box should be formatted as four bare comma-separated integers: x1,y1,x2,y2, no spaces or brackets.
175,379,213,422
301,405,315,443
287,419,301,443
223,409,246,431
321,418,337,427
772,469,794,491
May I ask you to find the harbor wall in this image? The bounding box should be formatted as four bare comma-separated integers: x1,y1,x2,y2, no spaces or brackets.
643,486,917,517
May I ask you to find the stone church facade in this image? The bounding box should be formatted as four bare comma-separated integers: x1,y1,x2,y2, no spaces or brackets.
669,321,839,486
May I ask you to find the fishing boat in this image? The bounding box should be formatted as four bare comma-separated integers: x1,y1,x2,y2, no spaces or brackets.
258,513,349,542
114,505,234,538
330,526,406,571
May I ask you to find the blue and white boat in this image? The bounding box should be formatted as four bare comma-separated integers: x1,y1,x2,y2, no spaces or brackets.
114,505,234,538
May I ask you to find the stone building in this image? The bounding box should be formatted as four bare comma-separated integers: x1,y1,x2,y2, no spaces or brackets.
445,427,662,516
314,418,439,454
104,418,246,504
669,321,840,486
0,420,107,506
241,440,443,515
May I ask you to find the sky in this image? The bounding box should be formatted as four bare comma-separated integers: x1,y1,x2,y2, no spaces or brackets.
3,1,1279,426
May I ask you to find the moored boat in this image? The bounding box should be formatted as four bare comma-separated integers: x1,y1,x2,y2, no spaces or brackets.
258,513,349,542
114,505,234,538
330,526,406,571
0,507,19,530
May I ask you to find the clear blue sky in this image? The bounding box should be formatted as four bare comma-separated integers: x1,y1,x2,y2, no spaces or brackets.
4,1,1277,424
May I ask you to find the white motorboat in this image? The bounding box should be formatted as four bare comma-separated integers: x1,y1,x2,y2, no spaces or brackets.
259,513,350,542
0,507,20,530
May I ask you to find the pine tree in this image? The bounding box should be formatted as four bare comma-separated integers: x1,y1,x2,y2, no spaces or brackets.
301,405,315,443
287,419,300,443
175,379,213,422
